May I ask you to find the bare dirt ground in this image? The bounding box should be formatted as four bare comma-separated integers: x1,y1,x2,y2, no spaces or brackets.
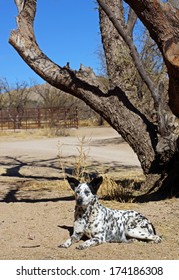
0,126,178,260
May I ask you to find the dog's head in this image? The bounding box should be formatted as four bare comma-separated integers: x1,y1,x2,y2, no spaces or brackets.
67,176,103,207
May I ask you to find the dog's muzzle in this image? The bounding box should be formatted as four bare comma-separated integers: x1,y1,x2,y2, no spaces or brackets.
76,198,83,206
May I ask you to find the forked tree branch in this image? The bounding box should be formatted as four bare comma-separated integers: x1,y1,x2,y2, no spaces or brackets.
9,0,179,175
9,0,160,173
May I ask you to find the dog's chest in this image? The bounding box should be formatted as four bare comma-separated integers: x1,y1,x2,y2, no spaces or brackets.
85,207,105,238
75,203,105,237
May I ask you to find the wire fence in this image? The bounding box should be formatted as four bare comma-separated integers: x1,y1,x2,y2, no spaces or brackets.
0,107,78,131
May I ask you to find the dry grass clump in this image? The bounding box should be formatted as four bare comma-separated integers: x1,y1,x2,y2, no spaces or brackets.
98,175,123,199
73,136,91,181
58,135,91,182
98,174,135,202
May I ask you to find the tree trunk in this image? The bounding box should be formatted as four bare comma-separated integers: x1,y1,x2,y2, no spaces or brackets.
98,0,179,199
9,0,179,199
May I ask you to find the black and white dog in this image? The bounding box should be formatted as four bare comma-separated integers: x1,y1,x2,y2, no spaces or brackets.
59,176,161,250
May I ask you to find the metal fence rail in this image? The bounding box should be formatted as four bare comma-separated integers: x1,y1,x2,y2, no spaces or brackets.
0,107,78,130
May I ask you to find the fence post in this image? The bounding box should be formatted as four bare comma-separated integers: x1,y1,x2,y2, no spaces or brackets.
37,108,41,128
75,107,79,128
0,110,3,131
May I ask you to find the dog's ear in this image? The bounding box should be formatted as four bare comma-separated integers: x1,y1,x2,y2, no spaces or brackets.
66,176,80,191
89,176,103,194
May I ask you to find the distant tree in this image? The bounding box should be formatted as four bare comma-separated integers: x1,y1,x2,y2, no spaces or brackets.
0,80,6,109
1,78,30,128
2,79,29,108
96,45,108,78
9,0,179,199
33,83,77,109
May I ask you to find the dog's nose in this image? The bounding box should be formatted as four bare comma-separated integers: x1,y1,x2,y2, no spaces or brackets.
77,198,83,206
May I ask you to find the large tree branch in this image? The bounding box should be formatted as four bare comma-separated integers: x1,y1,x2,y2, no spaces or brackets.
10,0,107,113
123,0,179,117
98,0,129,88
123,0,179,65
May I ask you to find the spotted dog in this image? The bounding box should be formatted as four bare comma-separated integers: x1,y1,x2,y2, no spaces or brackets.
59,176,161,250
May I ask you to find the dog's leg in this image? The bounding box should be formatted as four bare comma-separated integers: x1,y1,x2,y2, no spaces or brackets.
59,231,83,248
76,237,104,250
126,228,162,243
126,215,162,243
59,219,85,248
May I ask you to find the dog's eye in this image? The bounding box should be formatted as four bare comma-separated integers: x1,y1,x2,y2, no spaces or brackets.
84,190,90,196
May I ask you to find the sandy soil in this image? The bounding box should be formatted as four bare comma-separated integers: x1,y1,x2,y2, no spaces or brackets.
0,127,178,260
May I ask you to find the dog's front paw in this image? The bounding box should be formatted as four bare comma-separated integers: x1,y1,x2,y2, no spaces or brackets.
153,235,162,243
58,238,72,248
58,244,68,249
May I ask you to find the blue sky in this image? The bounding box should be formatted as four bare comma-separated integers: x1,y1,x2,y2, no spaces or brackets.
0,0,101,85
